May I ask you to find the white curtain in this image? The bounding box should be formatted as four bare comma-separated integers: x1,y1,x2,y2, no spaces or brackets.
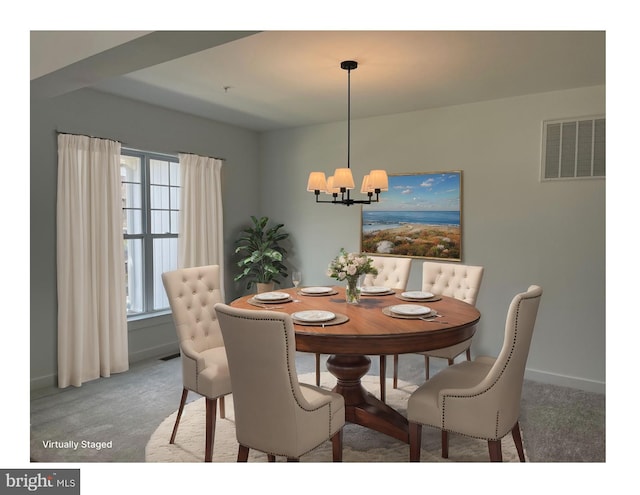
56,134,129,388
178,153,225,299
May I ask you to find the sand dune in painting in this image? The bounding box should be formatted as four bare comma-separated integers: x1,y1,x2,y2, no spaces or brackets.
362,224,460,259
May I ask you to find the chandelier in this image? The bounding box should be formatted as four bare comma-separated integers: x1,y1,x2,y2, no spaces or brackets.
306,60,388,206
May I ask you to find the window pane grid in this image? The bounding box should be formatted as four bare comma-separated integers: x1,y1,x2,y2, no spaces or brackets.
122,208,143,235
124,238,144,314
122,149,179,316
150,185,170,210
153,237,178,310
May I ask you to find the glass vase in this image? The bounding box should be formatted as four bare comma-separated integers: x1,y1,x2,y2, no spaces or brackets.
345,276,361,304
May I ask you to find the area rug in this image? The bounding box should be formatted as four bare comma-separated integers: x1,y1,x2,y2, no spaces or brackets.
145,373,526,462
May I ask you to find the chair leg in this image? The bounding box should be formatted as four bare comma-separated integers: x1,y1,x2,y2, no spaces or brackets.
331,429,343,462
315,353,321,386
393,354,399,389
379,355,386,402
237,445,250,462
488,439,503,462
409,422,422,461
204,397,217,462
425,355,430,380
267,454,276,462
441,430,449,458
448,358,454,366
169,387,188,444
465,347,471,361
511,421,526,462
219,395,226,419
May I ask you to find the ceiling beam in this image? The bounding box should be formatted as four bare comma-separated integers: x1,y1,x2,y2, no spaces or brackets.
31,31,260,99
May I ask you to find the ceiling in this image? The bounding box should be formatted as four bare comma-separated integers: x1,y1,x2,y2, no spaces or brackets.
30,30,605,132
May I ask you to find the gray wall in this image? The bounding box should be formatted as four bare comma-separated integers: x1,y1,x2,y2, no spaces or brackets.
259,85,605,393
30,89,260,389
31,85,605,393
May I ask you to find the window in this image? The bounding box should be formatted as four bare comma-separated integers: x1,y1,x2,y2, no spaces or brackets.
541,116,605,180
121,149,180,317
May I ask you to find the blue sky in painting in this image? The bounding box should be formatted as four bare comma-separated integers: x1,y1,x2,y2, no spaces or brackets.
367,172,460,211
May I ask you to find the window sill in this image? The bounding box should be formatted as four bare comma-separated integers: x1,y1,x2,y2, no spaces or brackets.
127,310,173,331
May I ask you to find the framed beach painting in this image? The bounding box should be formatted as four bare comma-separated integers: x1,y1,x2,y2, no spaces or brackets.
361,171,462,260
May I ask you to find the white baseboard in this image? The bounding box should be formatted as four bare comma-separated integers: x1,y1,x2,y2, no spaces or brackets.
30,342,180,392
524,367,605,394
30,373,57,391
128,342,179,363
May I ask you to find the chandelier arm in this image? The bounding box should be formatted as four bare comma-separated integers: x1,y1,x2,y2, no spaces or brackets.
313,191,381,206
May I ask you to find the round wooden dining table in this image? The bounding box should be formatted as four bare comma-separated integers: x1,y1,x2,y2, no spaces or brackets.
230,286,480,444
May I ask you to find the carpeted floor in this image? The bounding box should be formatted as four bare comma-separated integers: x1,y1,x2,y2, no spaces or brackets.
30,351,605,463
145,373,524,462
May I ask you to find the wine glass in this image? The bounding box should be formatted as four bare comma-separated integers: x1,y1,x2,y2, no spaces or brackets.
292,271,302,289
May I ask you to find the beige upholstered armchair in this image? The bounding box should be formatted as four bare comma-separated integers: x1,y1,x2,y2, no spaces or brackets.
393,261,484,387
314,255,412,402
215,303,345,462
162,265,231,462
407,285,542,461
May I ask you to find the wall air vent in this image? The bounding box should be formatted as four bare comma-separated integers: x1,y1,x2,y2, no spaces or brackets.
541,116,605,180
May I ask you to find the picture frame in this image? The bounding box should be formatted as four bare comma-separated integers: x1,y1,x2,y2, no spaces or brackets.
361,171,462,261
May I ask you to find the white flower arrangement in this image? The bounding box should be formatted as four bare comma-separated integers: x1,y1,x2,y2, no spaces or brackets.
327,248,378,281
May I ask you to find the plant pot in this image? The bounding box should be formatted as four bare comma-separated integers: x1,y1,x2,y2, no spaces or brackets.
256,282,275,294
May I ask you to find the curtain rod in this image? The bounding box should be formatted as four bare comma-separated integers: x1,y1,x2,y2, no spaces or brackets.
177,151,226,161
56,129,132,147
56,131,226,161
56,130,118,141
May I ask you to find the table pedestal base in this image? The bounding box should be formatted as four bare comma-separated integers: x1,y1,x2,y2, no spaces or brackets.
326,354,409,444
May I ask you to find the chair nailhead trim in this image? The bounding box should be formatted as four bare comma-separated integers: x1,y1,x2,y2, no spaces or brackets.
439,294,532,440
228,311,336,456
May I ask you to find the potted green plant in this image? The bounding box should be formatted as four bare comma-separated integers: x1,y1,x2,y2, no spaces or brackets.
234,216,290,292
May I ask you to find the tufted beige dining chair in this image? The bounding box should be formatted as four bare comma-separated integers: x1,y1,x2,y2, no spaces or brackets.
314,255,412,402
407,285,542,461
363,255,412,290
392,261,484,387
162,265,231,462
215,303,345,462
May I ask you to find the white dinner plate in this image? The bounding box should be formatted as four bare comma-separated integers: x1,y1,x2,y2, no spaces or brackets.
401,291,434,300
254,291,290,302
389,304,431,316
300,286,333,294
292,310,336,323
361,286,392,294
